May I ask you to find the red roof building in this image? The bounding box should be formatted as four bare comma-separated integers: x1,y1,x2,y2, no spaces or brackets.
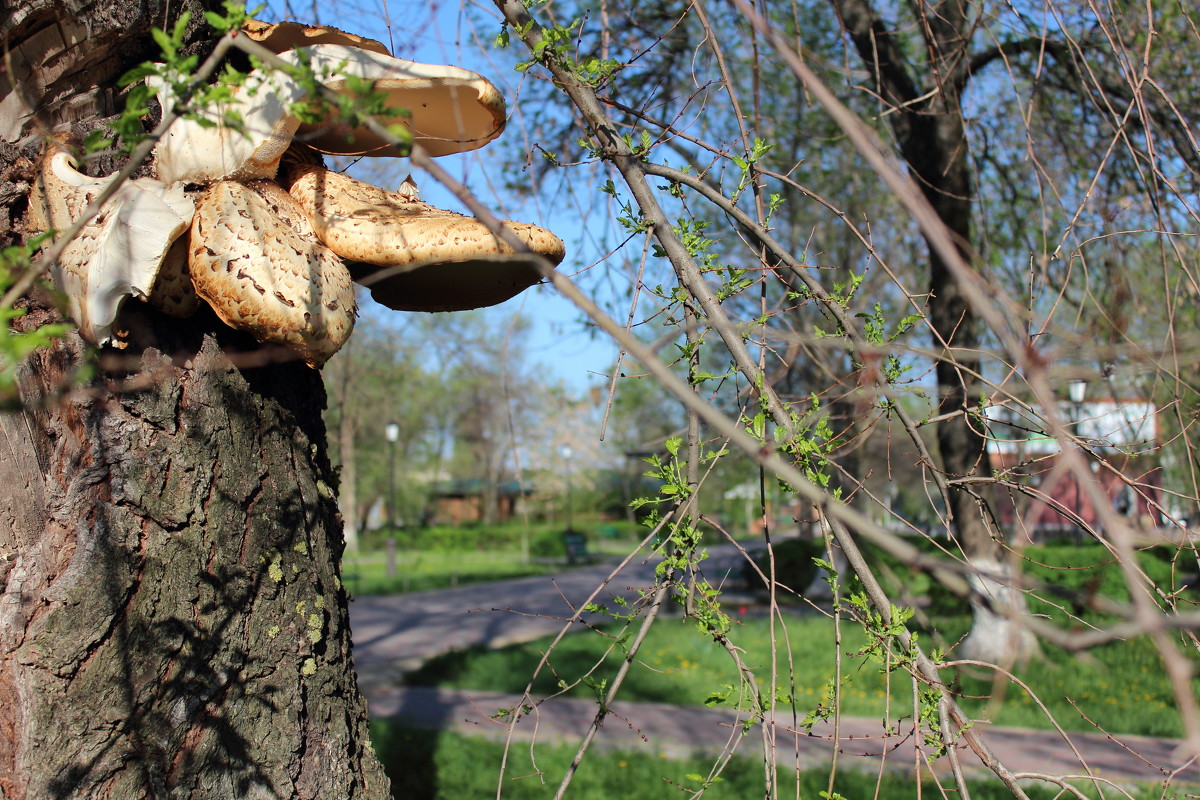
985,396,1162,540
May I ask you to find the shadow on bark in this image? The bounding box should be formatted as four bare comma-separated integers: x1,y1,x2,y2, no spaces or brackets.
47,561,281,798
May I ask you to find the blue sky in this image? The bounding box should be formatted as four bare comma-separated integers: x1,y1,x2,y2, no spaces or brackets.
262,0,619,394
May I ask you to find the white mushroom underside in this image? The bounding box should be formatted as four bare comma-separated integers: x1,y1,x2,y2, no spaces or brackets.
189,180,356,367
150,68,306,185
292,45,506,157
35,148,195,344
82,179,195,342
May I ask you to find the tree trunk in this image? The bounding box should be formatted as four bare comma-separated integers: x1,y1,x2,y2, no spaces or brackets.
830,0,1032,658
832,0,996,560
0,1,390,797
332,340,361,553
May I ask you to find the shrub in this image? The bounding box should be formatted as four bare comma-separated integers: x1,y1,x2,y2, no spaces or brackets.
1020,542,1197,620
748,538,825,597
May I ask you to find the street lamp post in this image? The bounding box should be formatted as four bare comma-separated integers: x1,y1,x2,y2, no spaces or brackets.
385,421,400,578
560,444,582,563
559,444,574,532
1068,380,1087,541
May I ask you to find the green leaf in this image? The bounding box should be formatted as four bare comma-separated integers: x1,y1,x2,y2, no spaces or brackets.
82,130,113,154
150,27,175,59
171,12,191,43
117,63,158,87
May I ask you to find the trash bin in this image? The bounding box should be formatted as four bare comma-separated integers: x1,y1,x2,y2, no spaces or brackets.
563,529,588,564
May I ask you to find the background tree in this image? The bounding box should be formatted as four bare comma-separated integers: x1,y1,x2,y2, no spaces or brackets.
480,0,1200,645
324,315,452,539
472,0,1200,792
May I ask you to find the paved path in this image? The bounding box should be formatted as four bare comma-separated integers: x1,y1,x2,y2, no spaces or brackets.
348,550,1200,787
349,553,664,683
350,545,760,683
364,685,1195,785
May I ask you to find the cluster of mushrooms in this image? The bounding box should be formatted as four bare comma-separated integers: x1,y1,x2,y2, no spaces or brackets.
27,20,565,367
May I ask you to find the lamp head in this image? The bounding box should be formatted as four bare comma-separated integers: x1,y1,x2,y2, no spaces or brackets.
1068,379,1087,405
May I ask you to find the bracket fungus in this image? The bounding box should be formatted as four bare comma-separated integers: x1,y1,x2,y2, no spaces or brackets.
151,43,508,184
29,19,565,368
240,20,391,57
189,180,355,367
287,164,565,312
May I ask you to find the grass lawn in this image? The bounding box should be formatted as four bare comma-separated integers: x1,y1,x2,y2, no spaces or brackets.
342,522,642,595
371,718,1127,800
342,550,558,595
406,612,1194,738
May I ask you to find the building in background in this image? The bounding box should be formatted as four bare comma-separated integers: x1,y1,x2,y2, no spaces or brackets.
986,388,1161,541
430,478,533,525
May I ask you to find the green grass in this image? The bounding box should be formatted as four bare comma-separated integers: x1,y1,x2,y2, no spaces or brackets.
344,521,645,595
370,718,1122,800
406,613,1195,738
343,550,558,596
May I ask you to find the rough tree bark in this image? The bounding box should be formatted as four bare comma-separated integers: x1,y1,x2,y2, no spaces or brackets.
0,1,390,797
330,338,362,553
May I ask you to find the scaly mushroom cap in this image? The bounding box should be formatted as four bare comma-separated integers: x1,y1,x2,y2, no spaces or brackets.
286,163,564,312
148,235,200,318
241,19,390,56
29,144,106,231
189,180,356,367
30,145,195,343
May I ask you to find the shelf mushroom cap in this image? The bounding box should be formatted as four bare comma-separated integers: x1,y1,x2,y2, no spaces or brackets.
189,180,356,367
287,163,564,312
147,236,200,318
151,44,507,185
240,19,390,56
282,45,507,158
